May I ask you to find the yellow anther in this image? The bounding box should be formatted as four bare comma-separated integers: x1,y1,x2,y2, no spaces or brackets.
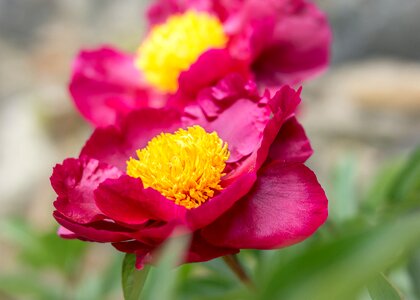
127,126,230,209
136,10,227,93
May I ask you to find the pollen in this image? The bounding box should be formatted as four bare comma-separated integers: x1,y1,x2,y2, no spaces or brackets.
136,10,228,93
126,126,230,209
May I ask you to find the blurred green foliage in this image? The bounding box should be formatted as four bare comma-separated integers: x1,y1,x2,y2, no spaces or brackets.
1,147,419,300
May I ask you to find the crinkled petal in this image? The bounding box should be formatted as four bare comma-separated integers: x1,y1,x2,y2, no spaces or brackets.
223,85,302,183
81,108,182,170
183,74,270,162
69,46,165,127
53,212,133,243
51,157,122,224
201,162,328,249
95,175,187,225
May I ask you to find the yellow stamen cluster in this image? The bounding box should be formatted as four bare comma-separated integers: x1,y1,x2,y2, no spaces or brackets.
126,126,230,209
136,10,228,93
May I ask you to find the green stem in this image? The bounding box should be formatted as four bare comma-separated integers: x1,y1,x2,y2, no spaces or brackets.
223,255,255,290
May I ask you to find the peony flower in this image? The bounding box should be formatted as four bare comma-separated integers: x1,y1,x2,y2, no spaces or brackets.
69,0,331,127
52,75,328,268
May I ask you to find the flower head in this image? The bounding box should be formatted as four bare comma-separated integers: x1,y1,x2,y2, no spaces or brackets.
52,75,328,268
68,0,331,127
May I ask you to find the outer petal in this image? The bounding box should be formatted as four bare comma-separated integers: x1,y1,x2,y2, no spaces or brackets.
57,226,77,239
81,108,182,170
268,116,312,164
69,46,166,127
51,157,122,224
186,232,239,263
113,241,153,269
250,1,332,85
53,212,133,243
94,175,187,225
147,0,227,26
113,232,239,268
201,162,328,249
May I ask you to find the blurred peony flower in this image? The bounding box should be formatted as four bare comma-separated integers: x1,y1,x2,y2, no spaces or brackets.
52,75,328,268
69,0,331,127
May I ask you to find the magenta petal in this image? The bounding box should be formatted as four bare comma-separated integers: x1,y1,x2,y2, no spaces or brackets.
201,162,328,249
268,117,312,164
187,172,257,230
81,108,182,170
186,232,239,263
176,49,249,104
53,212,132,243
113,241,153,269
57,226,77,239
69,46,162,127
51,157,122,224
183,75,270,163
223,85,302,182
252,2,332,86
95,175,187,225
147,0,221,26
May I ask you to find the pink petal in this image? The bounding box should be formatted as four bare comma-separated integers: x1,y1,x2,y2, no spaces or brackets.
94,175,187,225
112,241,153,269
53,211,133,243
201,162,328,249
69,46,166,127
268,116,312,164
223,85,302,183
186,232,239,263
183,74,270,163
147,0,222,26
57,226,77,239
51,157,122,224
176,49,249,105
250,1,332,85
186,172,257,230
80,108,182,170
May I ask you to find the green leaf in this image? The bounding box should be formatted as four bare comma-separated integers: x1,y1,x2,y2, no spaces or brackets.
0,219,87,274
408,247,420,299
258,212,420,300
368,273,403,300
389,147,420,206
122,253,150,300
328,154,358,222
142,235,190,300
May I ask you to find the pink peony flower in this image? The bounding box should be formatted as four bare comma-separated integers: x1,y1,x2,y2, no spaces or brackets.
148,0,332,87
52,75,328,268
69,0,331,127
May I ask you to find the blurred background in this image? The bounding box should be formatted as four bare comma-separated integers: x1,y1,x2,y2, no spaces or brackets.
0,0,419,299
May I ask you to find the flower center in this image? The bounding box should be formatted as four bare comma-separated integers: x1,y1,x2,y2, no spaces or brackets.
126,126,230,209
136,10,228,93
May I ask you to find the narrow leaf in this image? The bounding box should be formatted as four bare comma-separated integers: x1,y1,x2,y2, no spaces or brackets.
122,253,150,300
142,235,190,300
368,273,403,300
